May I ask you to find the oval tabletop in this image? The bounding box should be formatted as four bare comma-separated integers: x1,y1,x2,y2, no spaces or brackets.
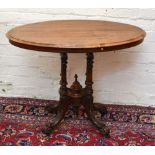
6,20,146,53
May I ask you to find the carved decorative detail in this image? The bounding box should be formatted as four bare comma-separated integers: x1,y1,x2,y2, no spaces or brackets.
68,74,83,98
42,53,69,135
43,52,110,137
85,52,94,95
83,52,110,137
70,74,82,90
59,53,68,96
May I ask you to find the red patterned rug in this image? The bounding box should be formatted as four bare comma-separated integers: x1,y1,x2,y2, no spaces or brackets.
0,97,155,146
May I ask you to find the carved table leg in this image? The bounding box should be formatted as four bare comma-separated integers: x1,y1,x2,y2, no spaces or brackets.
42,53,69,135
45,103,59,114
94,104,108,116
83,53,110,138
42,52,110,138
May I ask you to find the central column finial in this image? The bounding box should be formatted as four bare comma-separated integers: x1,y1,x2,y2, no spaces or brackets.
74,74,78,82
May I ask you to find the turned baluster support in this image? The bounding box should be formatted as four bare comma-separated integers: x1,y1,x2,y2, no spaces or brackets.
59,53,68,96
42,53,69,135
43,52,110,137
83,52,110,137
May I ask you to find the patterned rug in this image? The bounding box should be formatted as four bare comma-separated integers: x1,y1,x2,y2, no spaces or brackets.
0,97,155,146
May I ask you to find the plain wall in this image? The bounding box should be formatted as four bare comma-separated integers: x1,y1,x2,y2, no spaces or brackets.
0,8,155,107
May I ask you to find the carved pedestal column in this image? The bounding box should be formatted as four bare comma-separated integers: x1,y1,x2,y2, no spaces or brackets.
43,52,110,137
42,53,69,135
83,53,110,138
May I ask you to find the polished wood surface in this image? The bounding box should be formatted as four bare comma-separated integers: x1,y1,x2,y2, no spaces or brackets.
6,20,146,53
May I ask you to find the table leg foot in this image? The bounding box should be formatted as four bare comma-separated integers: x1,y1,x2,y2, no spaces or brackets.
86,108,110,137
84,52,110,137
42,98,68,135
42,113,66,135
45,103,59,113
94,104,108,116
83,97,110,138
42,112,65,135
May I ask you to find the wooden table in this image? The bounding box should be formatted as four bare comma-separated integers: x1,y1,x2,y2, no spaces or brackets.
6,20,146,137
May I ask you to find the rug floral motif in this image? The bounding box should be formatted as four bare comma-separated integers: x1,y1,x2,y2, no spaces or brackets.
0,97,155,146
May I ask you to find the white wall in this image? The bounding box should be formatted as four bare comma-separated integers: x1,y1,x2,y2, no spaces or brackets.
0,8,155,107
